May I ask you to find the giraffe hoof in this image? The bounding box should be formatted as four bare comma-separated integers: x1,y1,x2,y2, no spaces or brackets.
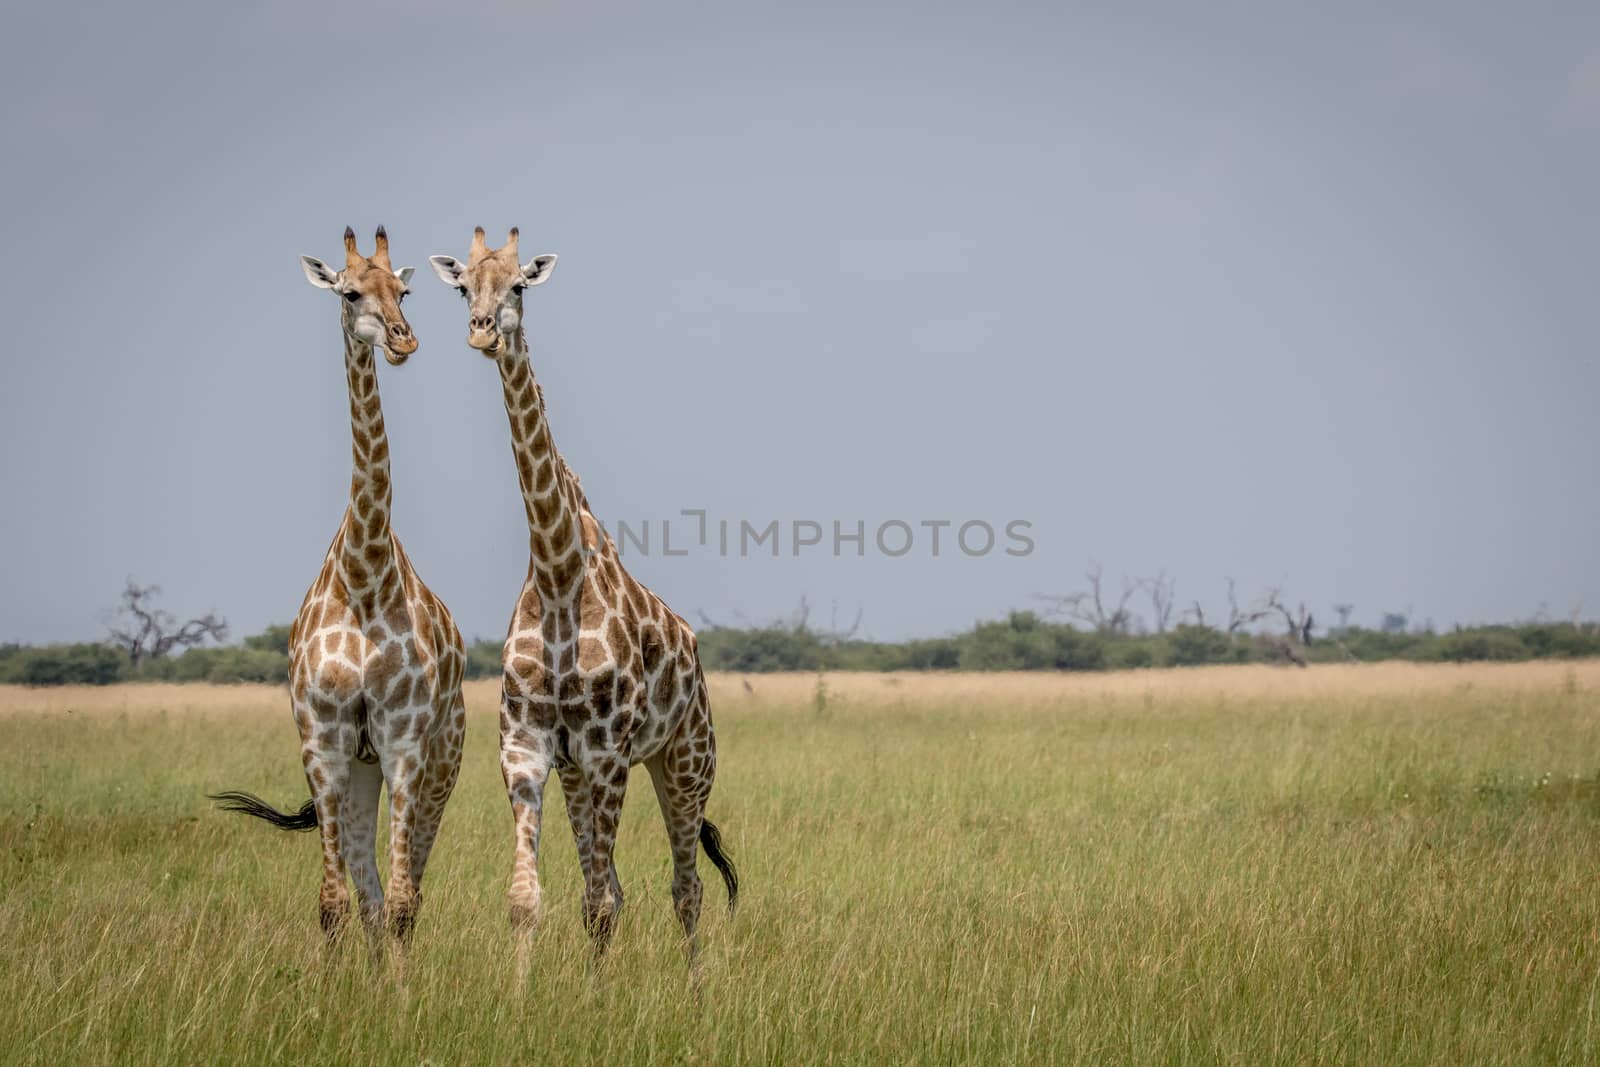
320,901,349,941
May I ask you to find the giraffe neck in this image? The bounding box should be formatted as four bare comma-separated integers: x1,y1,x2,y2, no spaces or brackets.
498,330,587,604
339,330,395,589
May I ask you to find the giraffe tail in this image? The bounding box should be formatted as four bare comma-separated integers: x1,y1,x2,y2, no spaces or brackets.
700,818,739,914
208,790,319,832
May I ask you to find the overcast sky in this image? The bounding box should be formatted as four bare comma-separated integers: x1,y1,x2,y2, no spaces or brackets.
1,1,1596,645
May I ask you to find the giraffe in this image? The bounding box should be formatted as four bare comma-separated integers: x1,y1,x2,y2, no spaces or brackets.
212,226,468,951
428,227,737,963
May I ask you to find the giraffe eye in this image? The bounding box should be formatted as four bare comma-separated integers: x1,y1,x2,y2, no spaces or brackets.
342,290,360,303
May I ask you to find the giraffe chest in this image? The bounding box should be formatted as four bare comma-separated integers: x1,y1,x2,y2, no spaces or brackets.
501,617,691,760
502,623,623,707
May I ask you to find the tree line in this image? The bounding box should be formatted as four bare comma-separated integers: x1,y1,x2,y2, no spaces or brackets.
2,576,1597,686
695,613,1600,672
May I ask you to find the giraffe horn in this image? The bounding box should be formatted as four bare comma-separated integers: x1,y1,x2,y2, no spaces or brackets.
469,226,488,265
343,226,362,269
372,225,392,269
506,226,519,259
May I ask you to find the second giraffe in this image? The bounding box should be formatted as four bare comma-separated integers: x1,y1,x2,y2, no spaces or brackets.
429,227,737,964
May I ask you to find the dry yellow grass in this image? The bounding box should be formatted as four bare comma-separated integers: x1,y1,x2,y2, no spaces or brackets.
6,658,1592,719
2,660,1598,1064
712,659,1600,705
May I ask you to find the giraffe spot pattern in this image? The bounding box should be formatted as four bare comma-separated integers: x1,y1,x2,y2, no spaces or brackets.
273,315,468,947
468,307,723,953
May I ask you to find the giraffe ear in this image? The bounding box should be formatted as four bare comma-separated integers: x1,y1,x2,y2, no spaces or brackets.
521,254,557,287
429,255,466,288
300,255,340,289
394,266,415,286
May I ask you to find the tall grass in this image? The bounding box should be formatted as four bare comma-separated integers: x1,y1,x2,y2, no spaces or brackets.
2,663,1598,1064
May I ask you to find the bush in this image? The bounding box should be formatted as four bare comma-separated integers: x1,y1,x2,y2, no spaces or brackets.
958,612,1041,671
893,637,963,671
1422,628,1530,664
1334,627,1434,661
700,627,826,672
1517,624,1600,660
141,645,287,684
242,625,292,656
956,612,1104,671
1162,624,1240,667
466,639,504,680
132,656,178,681
0,644,126,686
1106,639,1156,670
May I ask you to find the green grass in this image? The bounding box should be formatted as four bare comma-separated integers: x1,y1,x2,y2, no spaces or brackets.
2,667,1600,1064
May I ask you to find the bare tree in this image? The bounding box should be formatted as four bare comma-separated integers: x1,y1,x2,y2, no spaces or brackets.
106,580,228,668
695,605,759,632
1038,562,1141,635
1263,587,1314,645
1223,577,1272,635
1143,569,1176,634
1262,586,1313,667
820,599,864,645
1173,578,1285,637
1332,603,1354,632
699,595,861,644
788,595,812,634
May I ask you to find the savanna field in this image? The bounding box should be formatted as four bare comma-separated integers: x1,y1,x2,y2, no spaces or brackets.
3,662,1599,1065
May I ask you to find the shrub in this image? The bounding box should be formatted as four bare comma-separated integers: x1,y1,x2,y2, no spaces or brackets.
466,639,504,680
242,625,292,656
1422,628,1530,663
1337,628,1430,661
700,627,826,672
1517,624,1600,660
956,612,1104,671
0,644,126,686
1163,625,1238,667
151,646,287,684
1106,639,1155,670
894,637,963,671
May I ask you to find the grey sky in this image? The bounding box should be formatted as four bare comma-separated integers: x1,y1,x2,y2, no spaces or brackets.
2,1,1596,645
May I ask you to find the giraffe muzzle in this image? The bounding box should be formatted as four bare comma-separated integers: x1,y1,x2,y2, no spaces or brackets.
383,322,418,363
383,335,418,364
468,329,502,355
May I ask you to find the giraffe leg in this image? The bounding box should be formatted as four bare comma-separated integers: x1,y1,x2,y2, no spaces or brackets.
341,756,387,938
408,694,466,893
304,753,351,941
377,710,431,944
300,703,385,944
502,717,555,978
559,764,623,926
576,752,630,953
646,702,718,958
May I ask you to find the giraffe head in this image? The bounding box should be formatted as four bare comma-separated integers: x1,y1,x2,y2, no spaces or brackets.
300,226,418,364
427,227,556,357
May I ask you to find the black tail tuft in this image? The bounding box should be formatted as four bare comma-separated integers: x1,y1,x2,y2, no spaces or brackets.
209,790,318,832
700,818,739,914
